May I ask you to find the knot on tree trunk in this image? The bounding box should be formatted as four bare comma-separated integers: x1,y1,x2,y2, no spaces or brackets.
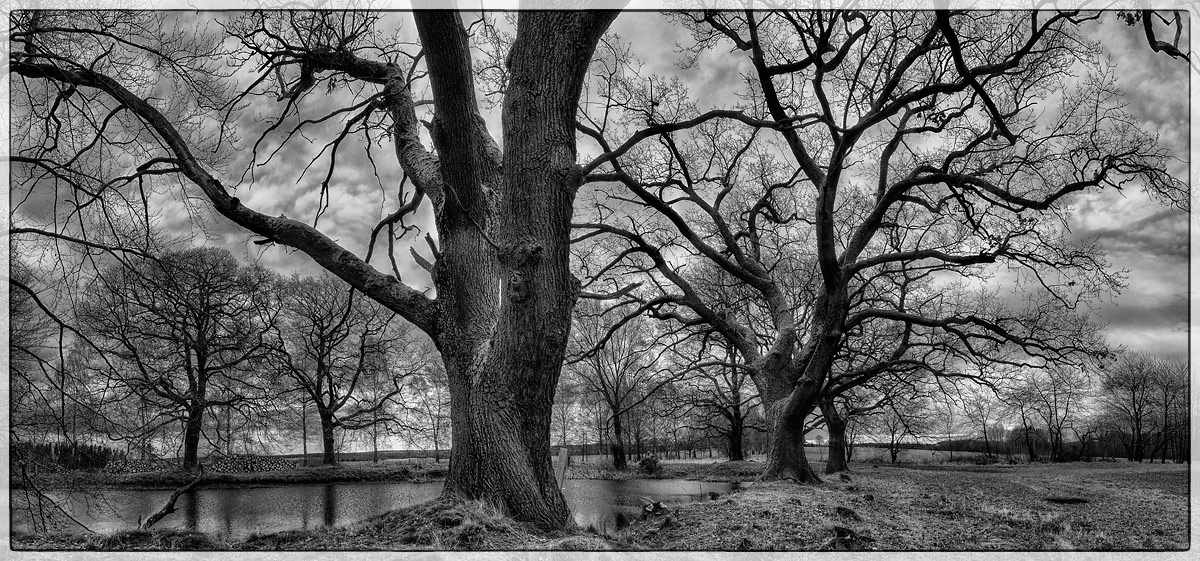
499,242,542,304
557,163,584,192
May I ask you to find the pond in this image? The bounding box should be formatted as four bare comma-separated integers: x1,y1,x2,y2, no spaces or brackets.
11,478,737,539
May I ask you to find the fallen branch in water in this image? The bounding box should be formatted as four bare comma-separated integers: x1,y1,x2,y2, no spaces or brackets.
140,465,204,530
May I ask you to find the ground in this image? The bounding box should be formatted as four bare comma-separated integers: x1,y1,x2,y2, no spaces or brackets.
614,462,1189,550
9,459,1189,551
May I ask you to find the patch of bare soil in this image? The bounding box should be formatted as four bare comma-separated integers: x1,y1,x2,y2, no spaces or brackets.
615,462,1189,550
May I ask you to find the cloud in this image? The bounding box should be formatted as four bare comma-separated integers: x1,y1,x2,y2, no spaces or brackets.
1072,204,1189,263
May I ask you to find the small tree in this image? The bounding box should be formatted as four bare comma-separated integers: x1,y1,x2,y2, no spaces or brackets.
274,273,420,465
1097,352,1158,462
567,302,674,469
931,393,964,461
961,384,1004,458
874,390,932,464
409,363,452,463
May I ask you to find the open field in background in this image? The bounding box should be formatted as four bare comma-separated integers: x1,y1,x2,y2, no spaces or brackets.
569,446,1009,468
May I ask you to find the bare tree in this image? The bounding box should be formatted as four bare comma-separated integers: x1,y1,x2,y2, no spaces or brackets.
930,392,965,461
1147,359,1187,463
1098,351,1184,463
408,362,452,463
872,387,932,464
1025,366,1091,462
10,8,623,527
961,383,1005,458
573,9,1185,483
567,301,680,469
552,370,584,449
679,334,764,461
272,273,420,465
77,247,277,469
9,7,1186,528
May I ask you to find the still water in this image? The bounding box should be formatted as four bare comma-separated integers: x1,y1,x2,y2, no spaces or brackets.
12,479,735,539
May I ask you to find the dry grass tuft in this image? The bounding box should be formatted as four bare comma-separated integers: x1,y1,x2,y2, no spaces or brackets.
235,496,550,551
12,529,228,551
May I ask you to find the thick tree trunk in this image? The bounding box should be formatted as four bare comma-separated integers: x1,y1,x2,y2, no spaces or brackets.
820,395,849,474
441,358,571,530
181,403,206,470
413,10,616,531
610,410,627,469
759,393,821,482
319,409,337,466
728,417,745,461
754,287,844,483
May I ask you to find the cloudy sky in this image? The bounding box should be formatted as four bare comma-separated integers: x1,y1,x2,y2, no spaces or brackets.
609,13,1192,362
26,10,1186,362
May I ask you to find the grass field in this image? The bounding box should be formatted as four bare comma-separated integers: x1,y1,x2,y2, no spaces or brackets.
615,461,1189,550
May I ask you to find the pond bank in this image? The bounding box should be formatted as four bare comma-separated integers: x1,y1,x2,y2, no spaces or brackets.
13,462,447,491
566,459,765,483
11,461,1188,551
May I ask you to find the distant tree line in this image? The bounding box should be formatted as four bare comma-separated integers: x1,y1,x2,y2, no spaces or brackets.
828,352,1188,465
10,246,449,470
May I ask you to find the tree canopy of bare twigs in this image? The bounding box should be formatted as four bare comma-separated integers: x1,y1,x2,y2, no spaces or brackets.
571,9,1185,482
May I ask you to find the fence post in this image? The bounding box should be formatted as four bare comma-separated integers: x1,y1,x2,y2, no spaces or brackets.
555,447,569,488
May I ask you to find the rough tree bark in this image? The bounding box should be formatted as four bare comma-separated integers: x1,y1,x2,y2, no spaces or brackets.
181,403,206,470
420,11,619,530
758,380,822,483
610,410,628,469
820,395,850,474
319,409,337,466
728,415,745,461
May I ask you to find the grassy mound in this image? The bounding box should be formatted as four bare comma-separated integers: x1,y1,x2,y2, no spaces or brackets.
236,497,554,550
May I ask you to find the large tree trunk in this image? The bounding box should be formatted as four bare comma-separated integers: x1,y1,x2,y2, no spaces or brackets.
318,408,337,466
754,287,844,483
820,395,849,474
728,416,745,461
442,356,572,531
181,403,206,470
759,389,821,483
610,410,628,469
422,11,619,531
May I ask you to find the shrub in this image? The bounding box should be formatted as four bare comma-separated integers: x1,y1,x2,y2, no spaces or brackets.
13,441,127,471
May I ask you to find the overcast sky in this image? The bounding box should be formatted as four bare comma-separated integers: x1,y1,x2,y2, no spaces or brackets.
81,10,1190,362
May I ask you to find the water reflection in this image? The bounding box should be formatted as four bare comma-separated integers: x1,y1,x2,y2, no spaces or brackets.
13,478,734,540
323,484,335,527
